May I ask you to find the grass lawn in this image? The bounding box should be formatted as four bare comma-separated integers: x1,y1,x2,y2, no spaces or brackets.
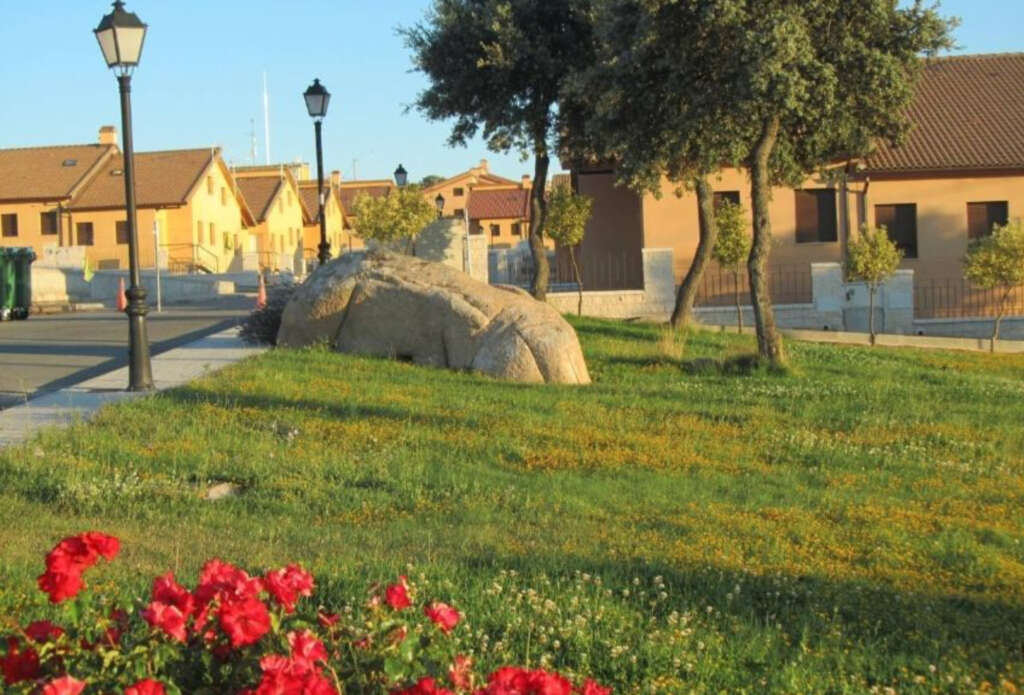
1,318,1023,694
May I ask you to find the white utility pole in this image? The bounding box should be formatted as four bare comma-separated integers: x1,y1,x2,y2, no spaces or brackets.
153,219,162,312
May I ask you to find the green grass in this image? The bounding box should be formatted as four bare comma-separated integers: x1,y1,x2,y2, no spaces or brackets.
2,318,1023,694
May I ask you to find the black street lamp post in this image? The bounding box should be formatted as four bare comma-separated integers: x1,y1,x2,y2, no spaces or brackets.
95,1,152,392
304,79,331,266
435,193,445,219
394,164,408,188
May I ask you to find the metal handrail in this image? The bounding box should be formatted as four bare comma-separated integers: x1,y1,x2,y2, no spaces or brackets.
161,243,220,274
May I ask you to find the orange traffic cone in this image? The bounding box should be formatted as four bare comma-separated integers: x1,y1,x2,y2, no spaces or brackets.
116,277,127,312
256,273,267,310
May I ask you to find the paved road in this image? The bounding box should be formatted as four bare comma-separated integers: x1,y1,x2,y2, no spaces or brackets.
0,296,255,408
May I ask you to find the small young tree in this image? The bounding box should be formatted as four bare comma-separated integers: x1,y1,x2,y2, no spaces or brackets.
351,185,436,254
545,182,593,315
710,200,751,333
846,225,903,346
964,220,1024,352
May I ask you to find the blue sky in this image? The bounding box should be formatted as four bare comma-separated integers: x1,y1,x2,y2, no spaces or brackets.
0,0,1020,183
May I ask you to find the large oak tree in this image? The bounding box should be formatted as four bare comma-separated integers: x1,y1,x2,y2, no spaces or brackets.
403,0,595,300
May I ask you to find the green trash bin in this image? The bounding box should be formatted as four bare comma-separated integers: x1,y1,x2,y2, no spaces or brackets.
11,247,36,320
0,248,16,322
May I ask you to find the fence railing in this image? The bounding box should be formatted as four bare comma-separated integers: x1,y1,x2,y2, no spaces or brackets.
914,278,1024,319
162,244,220,274
496,250,644,291
694,263,813,307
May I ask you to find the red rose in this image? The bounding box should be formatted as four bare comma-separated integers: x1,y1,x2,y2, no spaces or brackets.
253,652,337,694
195,558,264,607
41,675,86,695
449,655,474,692
142,601,188,642
394,677,455,695
151,572,195,616
80,531,119,560
1,638,40,685
125,679,167,695
576,680,612,695
385,577,411,610
37,532,119,603
264,564,315,613
219,596,271,647
25,620,64,643
424,602,460,633
36,569,84,604
288,629,328,670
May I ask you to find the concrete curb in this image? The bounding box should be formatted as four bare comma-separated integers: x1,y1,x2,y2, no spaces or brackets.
696,322,1024,354
0,328,267,449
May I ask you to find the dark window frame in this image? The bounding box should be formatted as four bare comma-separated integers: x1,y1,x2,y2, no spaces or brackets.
511,222,522,236
76,221,95,246
453,187,465,197
967,201,1009,240
115,220,130,245
40,211,59,236
875,203,918,259
2,213,18,238
490,223,501,237
713,191,740,210
794,189,838,243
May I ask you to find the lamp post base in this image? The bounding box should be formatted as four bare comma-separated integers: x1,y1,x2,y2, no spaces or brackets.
317,242,331,267
125,285,154,391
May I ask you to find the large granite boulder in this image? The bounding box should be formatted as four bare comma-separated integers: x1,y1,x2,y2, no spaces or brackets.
277,252,590,384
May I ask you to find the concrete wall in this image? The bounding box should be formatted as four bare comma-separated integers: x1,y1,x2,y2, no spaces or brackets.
411,218,488,283
545,248,675,318
31,266,236,307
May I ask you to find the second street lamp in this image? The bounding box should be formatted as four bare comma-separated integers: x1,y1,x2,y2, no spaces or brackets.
304,78,331,265
394,164,408,188
435,193,445,219
94,0,152,392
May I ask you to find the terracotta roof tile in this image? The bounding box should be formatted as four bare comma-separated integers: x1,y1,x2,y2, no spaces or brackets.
865,53,1024,174
70,148,215,210
298,182,336,224
338,183,392,212
236,176,284,223
0,144,115,202
468,188,530,220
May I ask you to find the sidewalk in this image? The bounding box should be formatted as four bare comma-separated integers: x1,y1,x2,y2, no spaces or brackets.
0,328,266,449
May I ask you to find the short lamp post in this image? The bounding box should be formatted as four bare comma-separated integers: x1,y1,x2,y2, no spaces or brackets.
304,78,331,265
434,193,445,219
95,0,153,392
394,164,408,188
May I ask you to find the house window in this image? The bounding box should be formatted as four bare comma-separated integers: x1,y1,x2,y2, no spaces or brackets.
40,211,58,236
453,208,464,217
713,191,740,209
453,187,464,197
223,232,231,250
221,187,228,205
875,203,918,259
490,224,501,237
197,221,204,242
209,222,216,246
967,201,1009,240
76,222,94,246
2,213,18,237
116,220,130,245
207,176,214,195
794,189,838,243
512,223,522,236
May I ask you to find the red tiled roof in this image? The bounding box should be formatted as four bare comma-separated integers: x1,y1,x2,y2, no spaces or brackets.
0,144,115,202
338,183,392,212
69,148,215,210
865,53,1024,174
468,188,530,220
236,176,284,222
298,182,335,224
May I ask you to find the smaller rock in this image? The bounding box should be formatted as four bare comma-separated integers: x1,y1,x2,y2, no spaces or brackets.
205,482,241,501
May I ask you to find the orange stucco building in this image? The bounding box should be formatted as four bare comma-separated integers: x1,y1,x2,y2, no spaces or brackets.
234,168,307,271
570,53,1024,301
423,159,517,220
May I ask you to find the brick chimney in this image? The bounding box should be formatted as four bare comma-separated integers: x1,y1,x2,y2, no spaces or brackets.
479,158,489,173
98,125,117,146
331,170,341,187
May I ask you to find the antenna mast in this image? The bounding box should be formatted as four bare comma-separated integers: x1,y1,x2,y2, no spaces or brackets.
263,71,271,165
249,118,257,165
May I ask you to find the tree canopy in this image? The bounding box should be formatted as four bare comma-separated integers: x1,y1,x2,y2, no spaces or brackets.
351,186,436,250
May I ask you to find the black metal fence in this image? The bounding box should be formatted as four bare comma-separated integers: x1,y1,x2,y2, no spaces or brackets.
504,250,645,291
914,278,1024,319
694,263,813,307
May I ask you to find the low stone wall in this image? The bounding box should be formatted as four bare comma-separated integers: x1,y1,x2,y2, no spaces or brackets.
545,248,675,319
693,304,827,330
31,266,235,307
913,316,1024,340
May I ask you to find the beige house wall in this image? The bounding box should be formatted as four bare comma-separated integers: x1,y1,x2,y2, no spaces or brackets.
427,174,475,219
62,207,165,269
865,173,1024,284
302,194,345,257
473,217,534,249
0,201,67,258
186,163,249,272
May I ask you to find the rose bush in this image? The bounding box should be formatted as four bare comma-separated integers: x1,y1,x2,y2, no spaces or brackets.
1,532,611,695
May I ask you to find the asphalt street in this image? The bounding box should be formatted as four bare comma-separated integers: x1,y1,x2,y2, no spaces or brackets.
0,296,255,408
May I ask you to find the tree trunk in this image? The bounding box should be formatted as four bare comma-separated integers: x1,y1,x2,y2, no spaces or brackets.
670,177,718,329
868,284,877,346
528,149,551,301
734,269,743,334
992,288,1012,352
747,117,786,367
570,245,583,316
